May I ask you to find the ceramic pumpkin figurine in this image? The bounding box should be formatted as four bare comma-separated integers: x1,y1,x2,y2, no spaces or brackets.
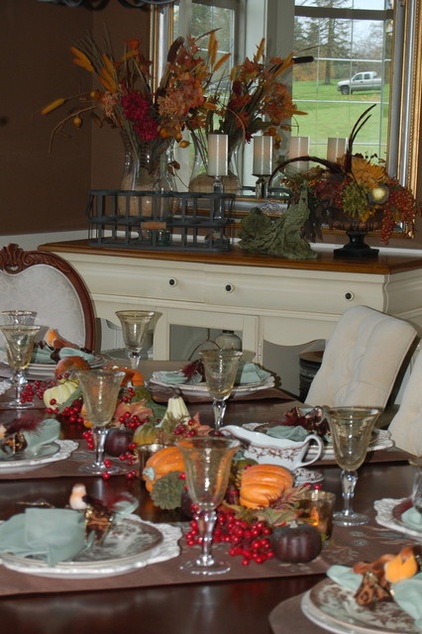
142,446,185,493
239,464,294,509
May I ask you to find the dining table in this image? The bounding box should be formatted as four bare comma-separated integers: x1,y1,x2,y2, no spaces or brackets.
0,362,419,634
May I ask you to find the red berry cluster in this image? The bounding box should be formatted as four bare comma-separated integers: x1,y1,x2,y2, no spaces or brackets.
173,419,198,438
185,508,275,566
20,380,54,404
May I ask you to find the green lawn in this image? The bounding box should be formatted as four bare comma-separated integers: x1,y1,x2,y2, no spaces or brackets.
291,80,390,159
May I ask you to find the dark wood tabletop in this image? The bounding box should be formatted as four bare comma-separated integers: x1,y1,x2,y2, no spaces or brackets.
0,396,416,634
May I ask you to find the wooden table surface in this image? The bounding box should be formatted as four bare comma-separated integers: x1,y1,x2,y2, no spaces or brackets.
0,391,416,634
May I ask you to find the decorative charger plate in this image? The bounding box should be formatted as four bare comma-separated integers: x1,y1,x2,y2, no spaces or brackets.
0,440,78,474
301,579,419,634
149,375,274,397
0,517,176,579
374,497,422,539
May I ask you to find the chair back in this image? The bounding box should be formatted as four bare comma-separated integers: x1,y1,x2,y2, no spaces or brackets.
389,347,422,454
306,305,417,409
0,243,96,350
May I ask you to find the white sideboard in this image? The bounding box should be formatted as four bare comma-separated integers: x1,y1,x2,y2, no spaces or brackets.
40,242,422,394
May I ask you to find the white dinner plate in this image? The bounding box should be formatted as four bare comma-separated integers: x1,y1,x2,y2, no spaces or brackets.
0,517,181,579
374,497,422,539
149,375,275,397
301,579,419,634
25,354,104,379
0,440,78,474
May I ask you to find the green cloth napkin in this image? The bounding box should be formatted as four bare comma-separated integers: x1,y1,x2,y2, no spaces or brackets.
265,425,309,442
235,362,271,385
31,347,95,364
327,564,422,629
402,507,422,531
152,370,202,385
0,508,87,566
0,418,61,460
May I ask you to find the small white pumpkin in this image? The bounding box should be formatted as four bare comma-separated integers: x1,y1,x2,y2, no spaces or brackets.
43,379,79,407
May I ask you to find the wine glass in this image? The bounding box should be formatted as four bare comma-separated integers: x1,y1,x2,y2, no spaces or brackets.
199,349,243,429
1,310,37,325
0,325,40,409
325,406,382,526
115,310,162,370
76,369,125,474
177,436,240,575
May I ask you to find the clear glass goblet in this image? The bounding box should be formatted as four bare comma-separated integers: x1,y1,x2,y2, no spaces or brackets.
199,349,243,429
0,325,40,409
1,310,37,326
177,436,240,575
115,310,162,370
325,406,382,526
76,369,125,474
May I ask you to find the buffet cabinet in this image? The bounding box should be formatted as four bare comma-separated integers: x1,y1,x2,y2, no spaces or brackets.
40,241,422,394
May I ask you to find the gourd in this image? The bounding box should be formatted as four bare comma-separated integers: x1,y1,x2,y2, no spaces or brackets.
142,446,185,493
42,378,79,407
239,464,294,509
271,522,322,563
384,547,419,583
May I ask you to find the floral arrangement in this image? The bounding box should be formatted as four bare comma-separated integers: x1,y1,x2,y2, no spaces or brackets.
283,105,421,244
41,31,304,180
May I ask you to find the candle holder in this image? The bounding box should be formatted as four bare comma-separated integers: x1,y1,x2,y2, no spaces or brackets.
254,175,269,199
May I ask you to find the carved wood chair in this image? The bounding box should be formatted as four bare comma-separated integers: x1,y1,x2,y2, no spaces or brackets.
0,243,96,351
306,305,417,409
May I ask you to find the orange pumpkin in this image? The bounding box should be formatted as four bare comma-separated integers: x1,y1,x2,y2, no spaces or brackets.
239,464,294,509
54,355,90,378
384,547,419,583
142,446,185,493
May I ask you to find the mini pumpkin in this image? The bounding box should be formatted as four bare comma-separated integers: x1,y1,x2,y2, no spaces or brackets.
271,522,322,563
239,464,294,509
42,378,79,407
142,446,185,493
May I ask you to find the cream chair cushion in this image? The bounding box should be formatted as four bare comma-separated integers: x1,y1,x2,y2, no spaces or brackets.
306,305,417,409
389,348,422,455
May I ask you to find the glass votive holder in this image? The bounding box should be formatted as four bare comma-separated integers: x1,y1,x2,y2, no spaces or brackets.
137,443,168,474
297,489,336,539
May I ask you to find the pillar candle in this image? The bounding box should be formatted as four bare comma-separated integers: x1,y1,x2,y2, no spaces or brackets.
253,136,273,175
288,136,310,172
207,134,228,176
327,137,347,162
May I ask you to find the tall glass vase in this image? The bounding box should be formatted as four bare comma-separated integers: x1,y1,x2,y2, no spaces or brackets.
188,136,242,194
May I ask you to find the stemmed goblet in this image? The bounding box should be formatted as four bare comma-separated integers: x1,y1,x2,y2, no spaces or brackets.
115,310,162,370
325,406,382,526
76,369,125,474
1,310,37,326
177,436,240,575
0,325,40,408
199,349,242,429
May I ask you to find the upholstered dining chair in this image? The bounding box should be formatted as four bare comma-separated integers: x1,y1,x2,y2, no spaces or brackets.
305,305,417,409
389,347,422,455
0,243,96,350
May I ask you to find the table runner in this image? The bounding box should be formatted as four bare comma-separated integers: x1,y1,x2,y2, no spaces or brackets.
0,506,419,598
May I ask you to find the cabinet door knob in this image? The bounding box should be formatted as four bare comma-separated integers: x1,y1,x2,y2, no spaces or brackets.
225,283,234,293
168,278,177,286
345,291,354,301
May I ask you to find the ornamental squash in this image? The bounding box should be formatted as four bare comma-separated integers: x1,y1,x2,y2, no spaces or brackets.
239,464,294,509
42,378,79,407
142,446,185,493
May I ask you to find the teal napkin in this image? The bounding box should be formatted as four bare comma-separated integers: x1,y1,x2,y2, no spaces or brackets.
31,348,95,364
401,507,422,531
0,418,61,460
265,425,309,442
0,508,87,566
152,370,202,385
236,362,271,385
327,564,422,629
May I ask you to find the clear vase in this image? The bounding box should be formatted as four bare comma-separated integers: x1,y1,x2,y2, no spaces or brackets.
188,137,242,194
119,133,175,217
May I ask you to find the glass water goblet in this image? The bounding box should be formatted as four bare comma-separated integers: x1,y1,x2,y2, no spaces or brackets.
115,310,162,370
199,349,243,429
76,369,125,474
0,325,40,409
325,406,382,526
177,436,240,575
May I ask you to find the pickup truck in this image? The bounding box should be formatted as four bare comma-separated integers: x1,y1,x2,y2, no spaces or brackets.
337,72,382,95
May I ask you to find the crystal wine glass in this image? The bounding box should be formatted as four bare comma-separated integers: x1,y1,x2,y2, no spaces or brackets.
1,310,37,325
0,325,40,409
325,406,382,526
115,310,162,370
177,436,240,575
76,369,125,474
199,349,243,429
